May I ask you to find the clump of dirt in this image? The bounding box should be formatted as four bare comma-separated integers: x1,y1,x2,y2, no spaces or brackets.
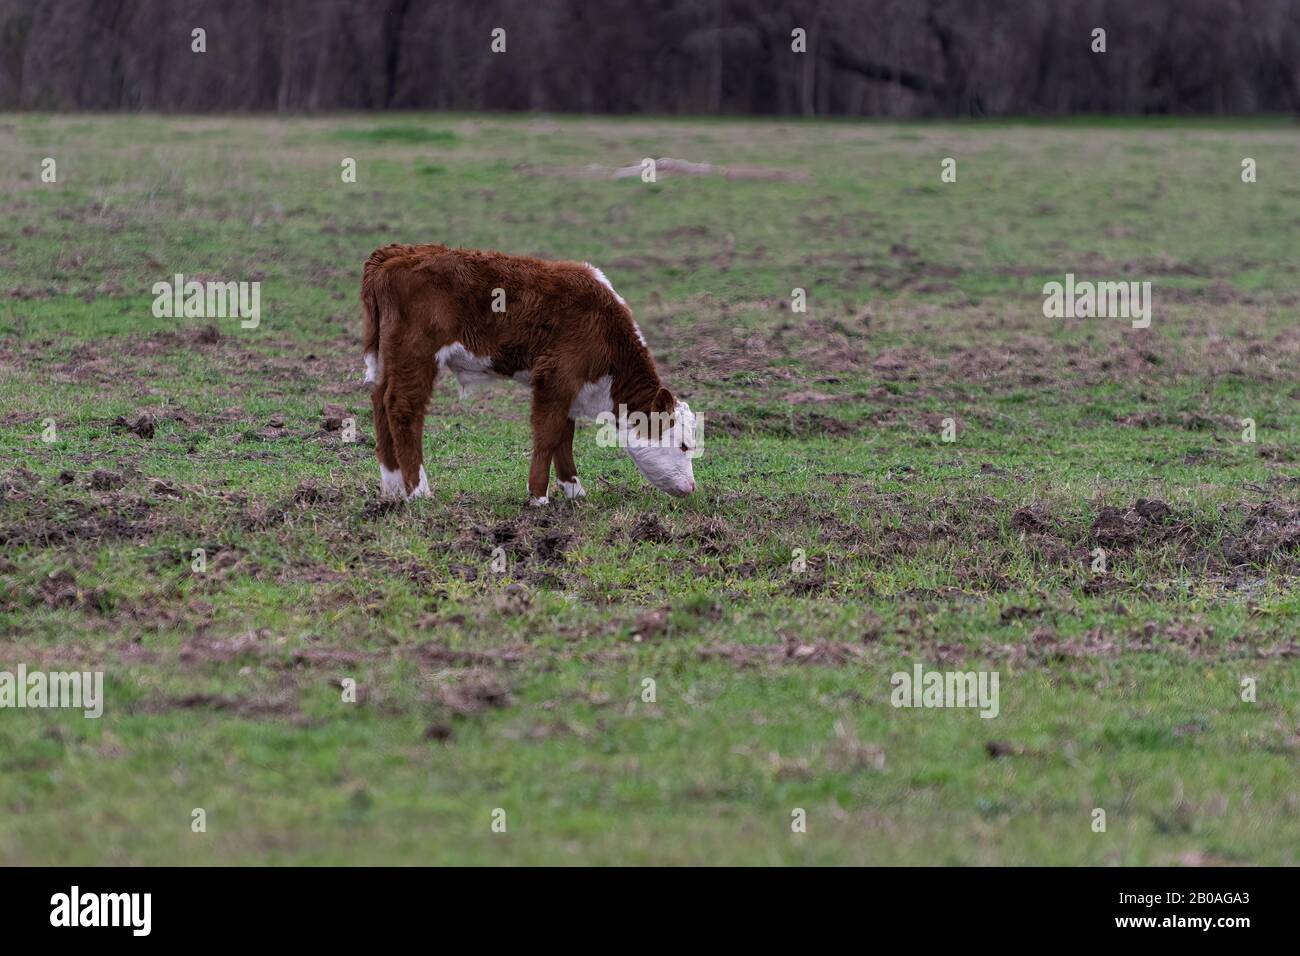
202,547,251,581
631,607,670,639
679,516,732,556
111,411,156,440
424,722,453,741
321,402,348,432
1011,506,1051,534
179,629,272,664
291,480,326,505
489,521,519,544
1223,501,1300,567
913,411,960,435
36,568,109,612
149,478,183,500
1090,498,1183,548
493,583,531,615
435,671,511,715
360,499,403,520
985,741,1024,759
289,479,345,507
869,347,936,381
791,319,867,372
241,500,289,531
1021,626,1121,662
1144,620,1215,654
533,529,572,564
38,569,79,608
783,555,828,595
448,563,478,582
90,469,123,490
628,513,672,543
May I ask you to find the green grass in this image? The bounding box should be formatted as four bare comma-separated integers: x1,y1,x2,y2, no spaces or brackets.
0,113,1297,865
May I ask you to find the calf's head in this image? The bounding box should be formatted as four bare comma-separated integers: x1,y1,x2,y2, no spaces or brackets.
621,390,697,497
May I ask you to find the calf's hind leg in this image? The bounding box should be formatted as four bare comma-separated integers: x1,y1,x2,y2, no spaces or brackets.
372,379,406,499
383,356,436,499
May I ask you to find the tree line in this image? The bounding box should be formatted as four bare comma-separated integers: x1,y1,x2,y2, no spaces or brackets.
1,0,1297,115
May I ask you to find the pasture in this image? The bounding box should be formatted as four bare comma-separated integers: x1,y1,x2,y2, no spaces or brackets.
0,114,1297,864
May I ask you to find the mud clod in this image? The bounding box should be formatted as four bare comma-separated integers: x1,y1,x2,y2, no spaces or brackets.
90,469,123,491
112,411,156,440
631,607,670,639
629,513,671,543
436,672,511,715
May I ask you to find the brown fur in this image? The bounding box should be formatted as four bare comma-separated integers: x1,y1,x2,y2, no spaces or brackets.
362,244,677,499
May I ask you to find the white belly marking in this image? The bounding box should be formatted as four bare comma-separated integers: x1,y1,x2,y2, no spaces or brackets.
436,342,530,399
569,375,613,420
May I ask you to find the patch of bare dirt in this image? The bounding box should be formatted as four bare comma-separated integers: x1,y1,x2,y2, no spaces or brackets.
1223,501,1300,566
434,670,512,715
699,635,867,667
627,513,672,543
1089,498,1185,548
179,629,276,664
133,690,300,719
0,485,203,549
704,408,858,439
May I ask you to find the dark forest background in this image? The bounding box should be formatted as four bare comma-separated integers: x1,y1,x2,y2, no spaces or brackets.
1,0,1297,116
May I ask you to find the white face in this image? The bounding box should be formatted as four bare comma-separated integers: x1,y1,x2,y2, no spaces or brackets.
624,400,697,497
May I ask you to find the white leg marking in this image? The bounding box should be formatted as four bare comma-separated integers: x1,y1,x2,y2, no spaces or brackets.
363,351,381,385
380,464,406,500
528,495,550,507
559,478,586,499
408,465,431,499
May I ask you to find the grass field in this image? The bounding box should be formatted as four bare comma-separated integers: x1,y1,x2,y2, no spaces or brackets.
1,113,1297,865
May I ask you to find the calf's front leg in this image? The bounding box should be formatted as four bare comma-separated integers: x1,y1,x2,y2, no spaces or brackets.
553,417,585,499
527,391,573,506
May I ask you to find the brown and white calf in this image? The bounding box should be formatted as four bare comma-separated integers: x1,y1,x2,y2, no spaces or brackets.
361,244,697,504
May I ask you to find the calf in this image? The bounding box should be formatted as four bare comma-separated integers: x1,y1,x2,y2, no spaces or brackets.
361,244,697,504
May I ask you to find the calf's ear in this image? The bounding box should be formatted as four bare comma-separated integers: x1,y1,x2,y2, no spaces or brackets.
651,387,676,414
